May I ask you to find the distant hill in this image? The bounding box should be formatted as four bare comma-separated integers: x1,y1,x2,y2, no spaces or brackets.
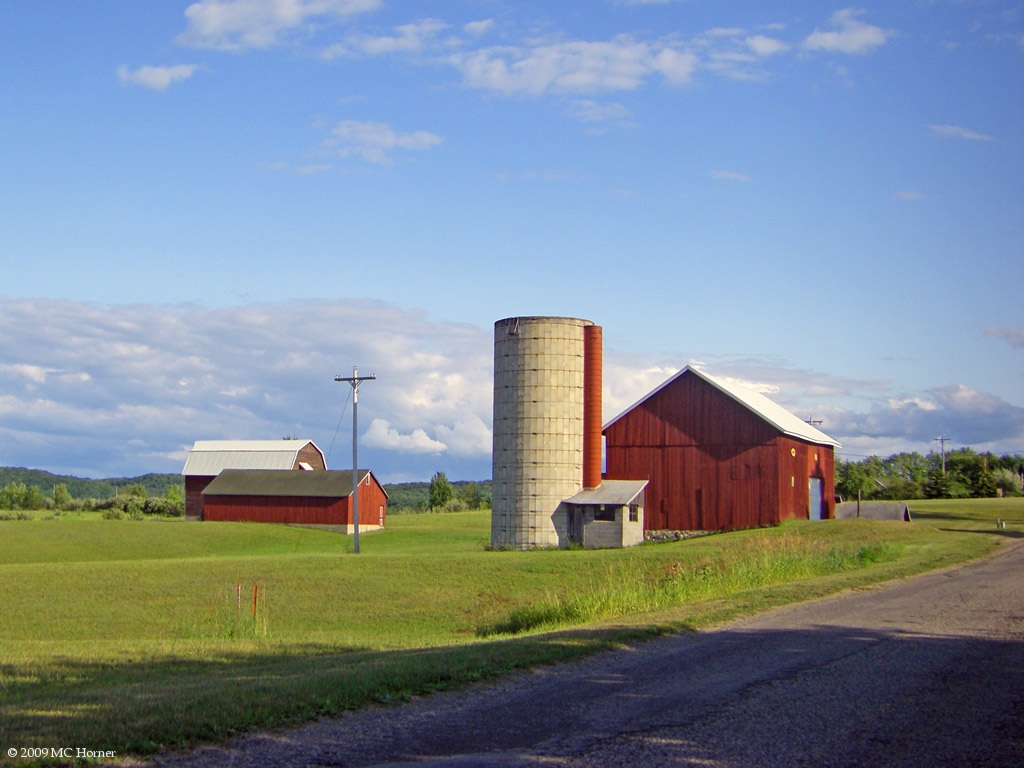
0,467,491,508
0,467,184,500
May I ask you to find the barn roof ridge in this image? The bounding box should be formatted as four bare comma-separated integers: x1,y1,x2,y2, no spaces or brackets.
604,365,841,448
182,439,325,476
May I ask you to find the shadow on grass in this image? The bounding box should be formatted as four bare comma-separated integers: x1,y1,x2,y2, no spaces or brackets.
0,624,681,761
17,627,1023,768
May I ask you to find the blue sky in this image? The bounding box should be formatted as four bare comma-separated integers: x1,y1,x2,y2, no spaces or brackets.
1,1,1022,481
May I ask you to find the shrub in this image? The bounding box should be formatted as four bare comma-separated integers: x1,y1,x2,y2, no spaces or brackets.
143,497,184,517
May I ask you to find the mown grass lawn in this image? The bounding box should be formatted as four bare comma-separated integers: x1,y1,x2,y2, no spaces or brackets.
0,498,1020,764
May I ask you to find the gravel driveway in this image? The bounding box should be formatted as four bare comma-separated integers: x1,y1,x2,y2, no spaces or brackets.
137,537,1024,768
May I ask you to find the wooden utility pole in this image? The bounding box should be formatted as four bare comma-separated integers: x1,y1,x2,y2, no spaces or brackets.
934,436,949,475
335,366,376,554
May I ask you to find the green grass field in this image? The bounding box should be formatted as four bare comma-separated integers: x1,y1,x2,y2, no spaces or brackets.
1,498,1020,764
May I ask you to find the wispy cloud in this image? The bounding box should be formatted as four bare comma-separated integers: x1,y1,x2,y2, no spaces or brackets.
321,18,448,59
711,169,750,182
116,64,201,90
568,99,633,124
985,326,1024,349
929,124,996,141
894,190,925,201
178,0,382,51
449,36,698,95
326,120,443,165
803,8,892,55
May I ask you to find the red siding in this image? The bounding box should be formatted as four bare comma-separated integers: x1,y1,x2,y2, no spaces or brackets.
203,473,389,527
185,475,214,519
204,495,349,525
604,372,835,532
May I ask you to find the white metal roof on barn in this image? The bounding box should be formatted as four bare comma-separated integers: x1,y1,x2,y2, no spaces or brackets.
604,365,841,448
181,439,324,476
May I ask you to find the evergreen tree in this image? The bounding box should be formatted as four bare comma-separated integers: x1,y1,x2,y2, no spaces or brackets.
428,471,453,511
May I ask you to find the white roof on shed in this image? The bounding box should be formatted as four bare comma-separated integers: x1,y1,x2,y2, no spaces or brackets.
604,365,841,448
182,440,324,476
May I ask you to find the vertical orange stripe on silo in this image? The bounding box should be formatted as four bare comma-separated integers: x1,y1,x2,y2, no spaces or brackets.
583,324,603,489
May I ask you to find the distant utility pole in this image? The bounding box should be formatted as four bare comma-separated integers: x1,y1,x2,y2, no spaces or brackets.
934,435,949,475
335,366,376,554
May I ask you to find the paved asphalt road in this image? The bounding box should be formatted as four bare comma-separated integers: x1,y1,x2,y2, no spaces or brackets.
146,537,1024,768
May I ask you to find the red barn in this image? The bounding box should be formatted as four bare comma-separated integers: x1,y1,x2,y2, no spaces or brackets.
201,469,388,532
182,440,326,519
603,366,840,532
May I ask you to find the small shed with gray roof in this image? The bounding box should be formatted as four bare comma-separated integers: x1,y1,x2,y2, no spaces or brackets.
562,480,648,549
201,469,387,532
181,439,326,519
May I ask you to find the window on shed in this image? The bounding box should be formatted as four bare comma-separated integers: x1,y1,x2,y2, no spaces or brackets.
629,504,639,522
594,505,616,522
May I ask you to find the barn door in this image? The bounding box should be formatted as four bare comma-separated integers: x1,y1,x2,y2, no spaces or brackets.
808,477,824,520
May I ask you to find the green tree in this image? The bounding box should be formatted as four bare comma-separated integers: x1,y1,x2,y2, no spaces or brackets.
22,485,46,511
457,481,483,510
835,458,874,500
428,471,453,511
119,483,148,499
0,482,28,510
922,465,951,499
993,468,1022,497
52,482,73,510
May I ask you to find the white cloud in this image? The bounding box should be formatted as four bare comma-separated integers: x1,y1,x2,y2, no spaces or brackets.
569,99,632,124
327,120,443,164
179,0,382,51
464,20,494,37
895,190,925,201
450,37,697,95
0,363,51,385
745,35,790,57
929,124,996,141
434,414,493,457
803,9,892,55
363,418,447,454
322,18,448,58
116,64,200,91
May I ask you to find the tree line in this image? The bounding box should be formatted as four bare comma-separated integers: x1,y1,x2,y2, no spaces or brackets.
835,448,1023,501
0,479,185,518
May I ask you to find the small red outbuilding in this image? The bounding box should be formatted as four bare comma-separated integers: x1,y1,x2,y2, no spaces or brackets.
201,469,387,532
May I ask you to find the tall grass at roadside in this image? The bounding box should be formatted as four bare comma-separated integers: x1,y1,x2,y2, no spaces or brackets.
481,533,901,635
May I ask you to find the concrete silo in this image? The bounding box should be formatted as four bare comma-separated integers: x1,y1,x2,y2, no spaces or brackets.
491,316,603,549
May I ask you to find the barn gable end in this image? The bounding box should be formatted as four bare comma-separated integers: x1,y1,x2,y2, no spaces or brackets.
603,366,839,532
